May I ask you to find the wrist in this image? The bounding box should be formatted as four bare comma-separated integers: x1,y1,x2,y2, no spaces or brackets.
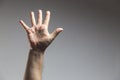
30,48,45,55
30,43,48,53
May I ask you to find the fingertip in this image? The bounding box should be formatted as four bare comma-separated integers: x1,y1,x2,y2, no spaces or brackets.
46,10,50,15
30,11,34,15
38,9,42,13
56,28,64,33
59,28,64,31
31,11,34,13
19,20,23,23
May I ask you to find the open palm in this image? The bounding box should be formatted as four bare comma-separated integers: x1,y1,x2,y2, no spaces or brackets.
19,10,63,51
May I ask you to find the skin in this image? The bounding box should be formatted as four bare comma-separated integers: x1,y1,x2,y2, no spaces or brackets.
19,10,63,80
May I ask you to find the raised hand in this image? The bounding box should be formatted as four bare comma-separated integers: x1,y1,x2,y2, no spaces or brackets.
19,10,63,52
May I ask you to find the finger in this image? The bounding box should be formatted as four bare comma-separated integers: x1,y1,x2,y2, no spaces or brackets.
19,20,30,31
51,28,63,39
37,10,42,25
30,11,36,26
43,11,50,27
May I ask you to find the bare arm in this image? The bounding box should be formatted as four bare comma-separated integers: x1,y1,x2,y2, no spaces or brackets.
19,10,63,80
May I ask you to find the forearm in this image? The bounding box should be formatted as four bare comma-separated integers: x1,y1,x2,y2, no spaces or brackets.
24,49,44,80
20,10,63,80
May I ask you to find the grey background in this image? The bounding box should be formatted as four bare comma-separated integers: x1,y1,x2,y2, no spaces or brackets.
0,0,120,80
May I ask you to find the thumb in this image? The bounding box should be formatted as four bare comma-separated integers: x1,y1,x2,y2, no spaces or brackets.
51,28,63,39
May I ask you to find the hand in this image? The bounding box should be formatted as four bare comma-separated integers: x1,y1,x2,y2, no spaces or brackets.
19,10,63,51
